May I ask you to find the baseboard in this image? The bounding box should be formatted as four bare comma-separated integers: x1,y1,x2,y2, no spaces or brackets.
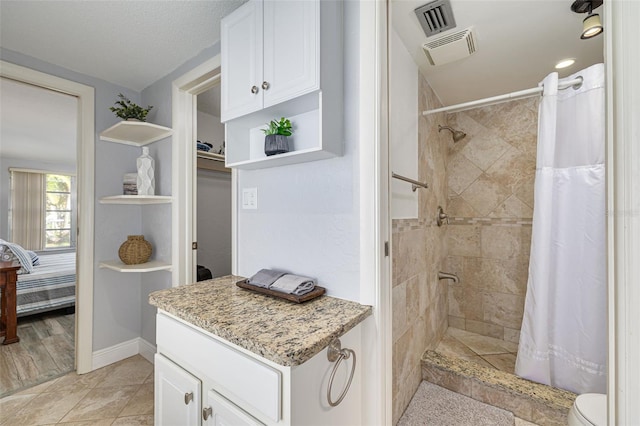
92,338,156,370
138,338,156,364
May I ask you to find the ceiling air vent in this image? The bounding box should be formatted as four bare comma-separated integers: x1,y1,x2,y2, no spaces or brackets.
414,0,457,38
422,27,477,66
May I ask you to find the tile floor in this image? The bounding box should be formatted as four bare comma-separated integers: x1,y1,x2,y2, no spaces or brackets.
0,355,153,426
435,327,519,373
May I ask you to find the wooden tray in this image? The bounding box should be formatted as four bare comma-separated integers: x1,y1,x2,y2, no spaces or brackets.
236,279,326,303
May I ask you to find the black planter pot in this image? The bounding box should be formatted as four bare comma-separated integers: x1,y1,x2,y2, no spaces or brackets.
264,134,290,156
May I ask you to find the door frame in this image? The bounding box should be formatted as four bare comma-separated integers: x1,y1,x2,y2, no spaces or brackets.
0,60,95,374
171,55,236,287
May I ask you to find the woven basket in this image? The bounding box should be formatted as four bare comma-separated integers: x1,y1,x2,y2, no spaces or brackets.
118,235,152,265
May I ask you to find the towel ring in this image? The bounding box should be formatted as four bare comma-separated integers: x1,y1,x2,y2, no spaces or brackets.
326,338,356,407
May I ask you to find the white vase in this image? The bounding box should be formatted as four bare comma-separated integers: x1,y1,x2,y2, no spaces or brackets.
137,146,155,196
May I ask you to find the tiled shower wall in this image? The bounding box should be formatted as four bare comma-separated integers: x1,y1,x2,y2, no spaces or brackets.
445,98,539,343
392,73,449,424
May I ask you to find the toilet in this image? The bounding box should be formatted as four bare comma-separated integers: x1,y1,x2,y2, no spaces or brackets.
568,393,607,426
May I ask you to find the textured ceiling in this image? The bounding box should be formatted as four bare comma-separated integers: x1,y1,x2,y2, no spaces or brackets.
0,1,246,91
0,1,604,106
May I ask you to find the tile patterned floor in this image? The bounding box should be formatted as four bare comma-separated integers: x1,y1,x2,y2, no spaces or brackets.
0,355,153,426
435,327,519,374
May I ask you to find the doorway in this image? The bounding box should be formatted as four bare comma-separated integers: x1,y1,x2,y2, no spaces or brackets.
172,56,236,287
0,61,95,384
195,84,232,280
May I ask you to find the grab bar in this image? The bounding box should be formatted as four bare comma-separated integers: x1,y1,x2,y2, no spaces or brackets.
392,172,428,192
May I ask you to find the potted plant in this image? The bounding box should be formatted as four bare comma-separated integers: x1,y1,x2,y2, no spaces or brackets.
261,117,293,156
110,93,153,122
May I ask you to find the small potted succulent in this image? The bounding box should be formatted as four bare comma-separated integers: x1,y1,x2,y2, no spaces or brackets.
110,93,153,122
262,117,293,156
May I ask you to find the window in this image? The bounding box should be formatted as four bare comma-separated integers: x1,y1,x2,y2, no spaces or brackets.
45,174,74,249
9,169,76,251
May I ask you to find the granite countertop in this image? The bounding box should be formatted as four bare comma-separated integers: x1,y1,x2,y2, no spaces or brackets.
149,275,372,367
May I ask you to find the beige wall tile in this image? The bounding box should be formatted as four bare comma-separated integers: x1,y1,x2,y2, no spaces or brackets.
504,327,521,344
463,287,484,321
486,146,536,193
393,229,428,285
448,316,465,329
448,225,481,257
447,153,483,195
448,283,464,318
393,281,408,342
483,292,526,329
460,129,511,171
489,194,534,218
481,225,531,261
447,196,479,217
422,365,473,397
470,380,533,420
514,176,535,210
465,319,505,340
461,174,512,217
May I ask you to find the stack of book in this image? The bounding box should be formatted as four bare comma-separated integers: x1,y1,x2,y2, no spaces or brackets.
123,173,137,195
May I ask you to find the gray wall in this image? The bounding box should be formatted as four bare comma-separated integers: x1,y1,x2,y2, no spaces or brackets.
139,44,221,345
236,1,361,301
1,47,144,351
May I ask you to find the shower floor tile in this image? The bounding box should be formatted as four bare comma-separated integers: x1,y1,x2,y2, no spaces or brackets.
436,327,518,373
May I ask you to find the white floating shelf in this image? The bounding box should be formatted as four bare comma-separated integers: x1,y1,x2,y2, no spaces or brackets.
99,260,172,273
99,195,173,205
100,121,173,146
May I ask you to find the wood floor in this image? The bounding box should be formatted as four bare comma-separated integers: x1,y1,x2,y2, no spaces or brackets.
0,309,74,397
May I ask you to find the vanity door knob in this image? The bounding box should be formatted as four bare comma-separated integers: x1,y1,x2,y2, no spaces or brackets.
261,81,270,90
184,392,193,405
251,85,259,94
203,406,213,420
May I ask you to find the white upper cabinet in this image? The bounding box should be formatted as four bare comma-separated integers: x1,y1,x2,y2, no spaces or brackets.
221,0,263,121
221,0,343,169
221,0,319,123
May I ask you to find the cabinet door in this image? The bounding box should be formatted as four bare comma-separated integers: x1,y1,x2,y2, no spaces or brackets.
155,354,202,426
203,390,264,426
221,0,263,122
263,0,319,108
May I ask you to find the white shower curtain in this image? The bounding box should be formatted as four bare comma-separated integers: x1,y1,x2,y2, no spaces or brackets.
515,63,606,395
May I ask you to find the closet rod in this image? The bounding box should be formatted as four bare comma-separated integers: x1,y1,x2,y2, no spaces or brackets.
422,76,584,116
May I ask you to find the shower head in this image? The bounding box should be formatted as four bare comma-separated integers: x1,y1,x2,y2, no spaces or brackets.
438,125,466,142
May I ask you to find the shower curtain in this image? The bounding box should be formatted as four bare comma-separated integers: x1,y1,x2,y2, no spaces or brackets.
515,63,606,395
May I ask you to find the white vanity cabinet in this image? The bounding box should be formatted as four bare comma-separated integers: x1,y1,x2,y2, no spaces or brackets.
154,312,363,426
221,0,319,123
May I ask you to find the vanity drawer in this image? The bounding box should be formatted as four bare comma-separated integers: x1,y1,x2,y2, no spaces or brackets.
156,313,281,422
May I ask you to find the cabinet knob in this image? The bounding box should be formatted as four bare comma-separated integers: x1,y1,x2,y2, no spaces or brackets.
184,392,193,405
261,81,270,90
251,85,259,94
203,406,213,421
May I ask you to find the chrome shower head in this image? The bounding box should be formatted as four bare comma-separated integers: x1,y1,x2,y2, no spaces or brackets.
438,125,467,142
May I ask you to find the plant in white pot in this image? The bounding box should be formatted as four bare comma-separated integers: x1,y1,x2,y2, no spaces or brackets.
262,117,293,156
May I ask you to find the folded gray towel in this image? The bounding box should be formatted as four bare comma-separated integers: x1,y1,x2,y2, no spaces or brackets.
270,274,316,296
247,269,287,288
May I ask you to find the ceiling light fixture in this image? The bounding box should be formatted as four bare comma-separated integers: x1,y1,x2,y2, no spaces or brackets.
555,59,576,69
571,0,604,39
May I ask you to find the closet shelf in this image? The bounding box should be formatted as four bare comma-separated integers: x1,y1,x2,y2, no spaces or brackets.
99,260,172,273
99,195,173,205
100,121,173,146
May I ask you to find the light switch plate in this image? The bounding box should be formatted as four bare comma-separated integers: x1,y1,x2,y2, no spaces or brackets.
242,187,257,209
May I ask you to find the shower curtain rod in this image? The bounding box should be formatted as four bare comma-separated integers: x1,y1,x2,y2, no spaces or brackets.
422,76,584,116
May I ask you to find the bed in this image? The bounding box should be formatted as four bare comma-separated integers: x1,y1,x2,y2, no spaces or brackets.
16,251,76,317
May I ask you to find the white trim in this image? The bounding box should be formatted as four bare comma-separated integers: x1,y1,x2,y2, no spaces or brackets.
0,60,95,375
92,337,156,370
138,338,157,364
358,1,390,425
605,1,640,423
171,56,227,287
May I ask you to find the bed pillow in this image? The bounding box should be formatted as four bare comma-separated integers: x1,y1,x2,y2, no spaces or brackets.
0,239,34,274
27,250,40,266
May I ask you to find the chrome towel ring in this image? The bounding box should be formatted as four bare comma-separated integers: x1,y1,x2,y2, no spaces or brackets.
326,338,356,407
